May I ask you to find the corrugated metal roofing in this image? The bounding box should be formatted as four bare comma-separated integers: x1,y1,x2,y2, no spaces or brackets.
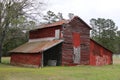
9,40,63,53
30,16,91,32
40,20,68,29
30,20,68,31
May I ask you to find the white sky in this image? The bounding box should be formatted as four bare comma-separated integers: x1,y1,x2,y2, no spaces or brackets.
44,0,120,30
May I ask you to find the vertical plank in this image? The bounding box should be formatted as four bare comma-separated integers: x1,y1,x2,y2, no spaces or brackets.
72,32,81,64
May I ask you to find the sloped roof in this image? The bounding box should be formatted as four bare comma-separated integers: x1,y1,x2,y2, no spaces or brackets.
30,20,68,32
39,20,68,29
30,16,91,31
9,40,63,53
90,39,113,53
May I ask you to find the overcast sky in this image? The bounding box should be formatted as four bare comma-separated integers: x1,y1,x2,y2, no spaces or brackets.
44,0,120,30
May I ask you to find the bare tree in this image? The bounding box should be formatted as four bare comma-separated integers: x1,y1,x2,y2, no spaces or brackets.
0,0,44,63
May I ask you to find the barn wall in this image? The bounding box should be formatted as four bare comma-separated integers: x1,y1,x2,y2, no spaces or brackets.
90,40,112,66
29,26,62,39
62,17,91,66
10,53,42,67
62,25,74,66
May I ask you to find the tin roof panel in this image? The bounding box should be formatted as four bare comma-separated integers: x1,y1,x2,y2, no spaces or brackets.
9,40,63,53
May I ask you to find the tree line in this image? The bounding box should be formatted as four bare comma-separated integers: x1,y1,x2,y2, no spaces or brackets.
90,18,120,54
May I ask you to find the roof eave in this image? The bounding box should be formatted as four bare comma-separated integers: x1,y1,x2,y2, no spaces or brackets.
90,39,113,53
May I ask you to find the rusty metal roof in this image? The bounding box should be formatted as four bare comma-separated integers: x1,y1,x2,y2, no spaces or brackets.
29,20,68,32
40,20,68,29
9,40,63,53
30,16,91,32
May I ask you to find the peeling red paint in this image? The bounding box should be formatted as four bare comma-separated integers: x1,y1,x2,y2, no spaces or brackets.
90,39,112,66
11,53,41,67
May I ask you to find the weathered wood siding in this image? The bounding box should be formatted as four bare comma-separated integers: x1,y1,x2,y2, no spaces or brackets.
29,26,62,39
62,17,91,66
62,23,73,66
90,40,112,66
10,53,42,67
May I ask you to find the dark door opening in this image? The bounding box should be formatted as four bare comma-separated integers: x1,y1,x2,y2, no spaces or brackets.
43,43,62,66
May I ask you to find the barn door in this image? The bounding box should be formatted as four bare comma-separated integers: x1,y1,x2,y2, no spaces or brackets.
72,32,81,64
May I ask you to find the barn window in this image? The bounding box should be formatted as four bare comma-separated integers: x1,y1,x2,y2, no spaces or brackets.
72,32,81,63
55,29,60,39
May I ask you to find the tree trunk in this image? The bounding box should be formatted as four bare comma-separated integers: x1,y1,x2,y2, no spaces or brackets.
0,44,2,63
0,29,7,63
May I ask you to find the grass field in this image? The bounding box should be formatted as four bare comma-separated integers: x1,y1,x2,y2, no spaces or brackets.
0,57,120,80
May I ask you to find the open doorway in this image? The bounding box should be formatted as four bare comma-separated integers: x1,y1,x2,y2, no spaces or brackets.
43,43,62,66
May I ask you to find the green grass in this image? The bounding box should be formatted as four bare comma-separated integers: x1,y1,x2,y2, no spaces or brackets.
1,57,120,80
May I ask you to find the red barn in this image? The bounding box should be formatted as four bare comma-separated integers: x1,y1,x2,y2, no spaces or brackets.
10,16,112,67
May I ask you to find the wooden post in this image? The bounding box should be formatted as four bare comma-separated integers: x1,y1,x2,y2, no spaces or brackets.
41,52,44,68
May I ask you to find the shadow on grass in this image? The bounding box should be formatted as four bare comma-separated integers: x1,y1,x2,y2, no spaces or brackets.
1,62,11,66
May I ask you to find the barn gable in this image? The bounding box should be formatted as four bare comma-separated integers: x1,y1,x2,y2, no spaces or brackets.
62,16,92,65
69,16,91,30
